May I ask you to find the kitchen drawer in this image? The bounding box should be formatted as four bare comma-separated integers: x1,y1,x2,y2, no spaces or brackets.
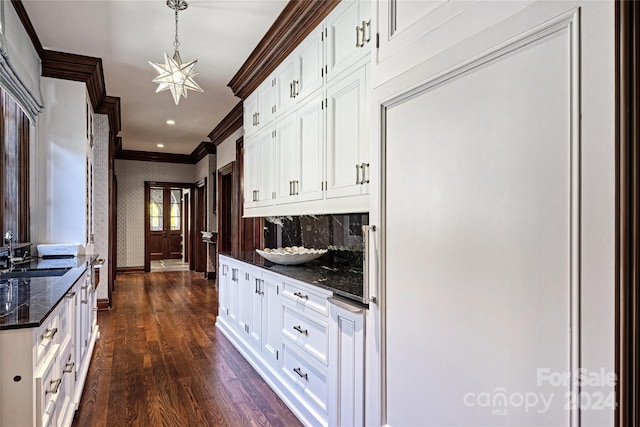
281,343,328,422
282,305,329,366
36,313,59,367
281,280,330,318
58,290,75,350
57,340,75,427
35,343,60,427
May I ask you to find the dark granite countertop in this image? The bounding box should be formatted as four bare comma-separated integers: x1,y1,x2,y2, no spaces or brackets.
220,251,367,306
0,255,97,330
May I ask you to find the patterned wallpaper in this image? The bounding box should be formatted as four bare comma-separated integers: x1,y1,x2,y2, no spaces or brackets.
93,114,109,300
115,157,214,268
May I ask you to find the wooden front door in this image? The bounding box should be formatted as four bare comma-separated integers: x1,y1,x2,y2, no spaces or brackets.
148,186,183,260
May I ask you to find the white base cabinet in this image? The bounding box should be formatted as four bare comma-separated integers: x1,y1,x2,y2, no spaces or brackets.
217,255,365,427
0,267,99,427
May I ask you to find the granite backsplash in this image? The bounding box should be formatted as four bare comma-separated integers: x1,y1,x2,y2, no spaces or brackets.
264,213,368,269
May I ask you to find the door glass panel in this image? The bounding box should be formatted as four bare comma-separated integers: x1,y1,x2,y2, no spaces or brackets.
150,188,163,231
170,189,182,231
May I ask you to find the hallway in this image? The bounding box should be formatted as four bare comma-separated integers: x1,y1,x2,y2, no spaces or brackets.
72,271,301,427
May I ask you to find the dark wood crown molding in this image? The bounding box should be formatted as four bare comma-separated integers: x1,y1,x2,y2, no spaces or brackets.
117,150,193,165
41,50,106,111
228,0,340,100
10,0,44,57
96,95,122,134
191,141,216,163
208,101,242,146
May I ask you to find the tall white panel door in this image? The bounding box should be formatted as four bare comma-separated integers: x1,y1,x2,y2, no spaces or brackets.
373,2,614,426
326,64,368,200
275,110,299,204
296,93,325,203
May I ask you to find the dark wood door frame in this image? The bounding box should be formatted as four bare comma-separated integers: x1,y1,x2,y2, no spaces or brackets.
616,2,640,425
184,191,190,263
144,181,192,272
218,162,236,256
192,178,207,273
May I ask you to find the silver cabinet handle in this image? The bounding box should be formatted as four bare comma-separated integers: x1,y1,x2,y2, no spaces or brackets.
45,378,62,395
361,162,370,184
363,20,371,44
356,164,362,184
260,279,265,295
294,180,299,195
289,180,293,196
293,292,308,300
290,82,294,98
255,278,260,294
294,80,300,97
63,361,75,374
355,25,362,47
362,225,377,304
65,291,76,299
41,327,58,341
256,112,260,126
328,296,364,313
293,367,308,380
293,325,308,335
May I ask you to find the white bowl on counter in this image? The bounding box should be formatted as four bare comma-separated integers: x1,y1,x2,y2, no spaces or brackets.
256,247,327,265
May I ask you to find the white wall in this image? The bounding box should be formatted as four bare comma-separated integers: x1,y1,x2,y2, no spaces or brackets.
115,159,196,268
33,77,87,249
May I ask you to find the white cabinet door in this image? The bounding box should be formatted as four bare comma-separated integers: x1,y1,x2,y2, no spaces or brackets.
296,93,325,203
249,273,263,351
258,126,276,207
261,273,282,366
243,136,259,209
228,264,240,327
238,268,253,335
275,57,297,116
218,261,231,318
275,110,299,204
326,0,371,81
243,92,258,136
296,27,324,101
329,298,364,427
326,64,369,199
258,77,277,128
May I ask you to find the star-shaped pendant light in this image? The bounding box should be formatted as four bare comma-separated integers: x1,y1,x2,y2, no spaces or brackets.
149,0,203,105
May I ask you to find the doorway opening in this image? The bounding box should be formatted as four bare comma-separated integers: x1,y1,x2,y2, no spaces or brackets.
144,181,192,272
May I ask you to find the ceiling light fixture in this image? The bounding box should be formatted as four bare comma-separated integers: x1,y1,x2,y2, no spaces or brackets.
149,0,203,105
157,144,165,148
166,119,176,125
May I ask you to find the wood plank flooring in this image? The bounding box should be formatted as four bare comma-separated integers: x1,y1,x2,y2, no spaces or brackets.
72,271,302,427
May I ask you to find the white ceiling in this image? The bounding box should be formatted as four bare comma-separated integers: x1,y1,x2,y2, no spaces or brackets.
22,0,288,154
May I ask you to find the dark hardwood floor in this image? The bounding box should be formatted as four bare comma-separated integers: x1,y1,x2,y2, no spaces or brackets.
72,271,302,427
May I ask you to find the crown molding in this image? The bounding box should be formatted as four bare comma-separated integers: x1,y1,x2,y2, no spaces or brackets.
208,101,242,146
117,150,194,164
41,50,106,111
96,95,122,134
228,0,339,100
191,141,217,163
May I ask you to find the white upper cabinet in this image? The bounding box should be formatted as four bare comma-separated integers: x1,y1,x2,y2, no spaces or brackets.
326,63,369,200
374,0,532,86
244,125,275,210
275,110,299,204
244,77,277,136
325,0,372,81
275,25,324,116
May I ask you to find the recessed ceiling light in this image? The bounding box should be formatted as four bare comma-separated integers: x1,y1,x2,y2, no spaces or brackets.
166,120,175,125
157,144,165,148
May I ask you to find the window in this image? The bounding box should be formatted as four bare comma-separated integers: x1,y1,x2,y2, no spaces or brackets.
0,88,30,242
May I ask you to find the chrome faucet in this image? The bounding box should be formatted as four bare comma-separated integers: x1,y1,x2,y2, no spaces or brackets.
5,231,13,258
3,231,28,270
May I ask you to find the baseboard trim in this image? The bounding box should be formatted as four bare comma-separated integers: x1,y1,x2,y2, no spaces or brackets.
97,298,110,311
116,266,144,274
205,271,217,280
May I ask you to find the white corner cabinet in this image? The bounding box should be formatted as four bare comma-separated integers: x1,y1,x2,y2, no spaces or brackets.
243,0,372,218
217,255,365,427
0,265,99,427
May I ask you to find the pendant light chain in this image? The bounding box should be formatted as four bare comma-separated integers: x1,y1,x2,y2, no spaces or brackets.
173,3,180,51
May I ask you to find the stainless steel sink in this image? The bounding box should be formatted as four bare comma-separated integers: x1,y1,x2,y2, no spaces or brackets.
0,268,70,279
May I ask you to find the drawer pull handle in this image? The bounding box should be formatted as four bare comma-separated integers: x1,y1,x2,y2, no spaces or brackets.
293,325,308,335
293,292,308,300
41,327,58,341
65,291,76,299
63,362,75,374
45,378,62,395
293,367,308,380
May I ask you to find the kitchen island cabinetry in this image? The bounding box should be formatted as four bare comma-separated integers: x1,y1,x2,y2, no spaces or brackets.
217,254,365,427
0,258,99,427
